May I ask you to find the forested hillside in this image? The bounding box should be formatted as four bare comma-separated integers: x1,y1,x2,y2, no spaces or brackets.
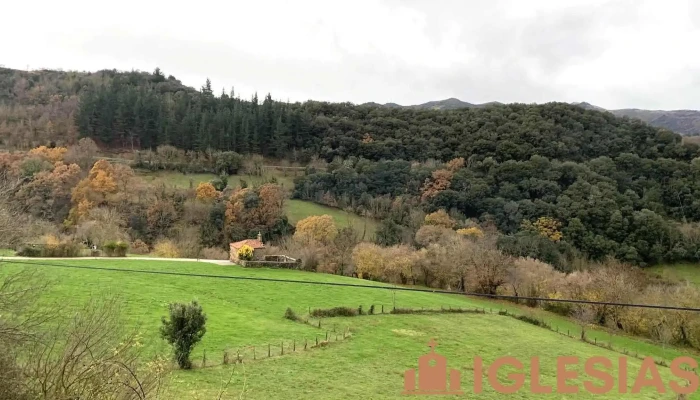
3,67,700,267
0,67,192,149
73,78,698,164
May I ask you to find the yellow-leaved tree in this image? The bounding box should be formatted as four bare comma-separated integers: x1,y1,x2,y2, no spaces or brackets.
237,244,254,261
522,216,563,242
457,227,484,239
67,160,119,224
293,215,338,245
352,242,384,280
28,146,68,163
195,182,218,201
423,209,456,229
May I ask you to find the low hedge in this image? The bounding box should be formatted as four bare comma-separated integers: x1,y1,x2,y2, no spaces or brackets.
103,241,129,257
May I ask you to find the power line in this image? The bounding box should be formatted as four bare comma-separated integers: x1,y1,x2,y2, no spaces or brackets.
2,258,700,313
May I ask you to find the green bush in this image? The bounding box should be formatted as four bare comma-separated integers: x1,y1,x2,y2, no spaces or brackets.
515,314,551,329
284,307,298,321
17,246,41,257
160,301,207,369
103,241,128,257
310,307,357,318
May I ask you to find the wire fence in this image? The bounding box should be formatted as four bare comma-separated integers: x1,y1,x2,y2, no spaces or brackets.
183,304,699,375
2,258,700,313
191,325,352,370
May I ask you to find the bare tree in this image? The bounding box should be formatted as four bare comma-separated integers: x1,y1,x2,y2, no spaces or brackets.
0,268,167,400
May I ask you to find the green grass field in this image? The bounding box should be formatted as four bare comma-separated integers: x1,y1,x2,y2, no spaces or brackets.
1,259,697,399
0,248,15,256
285,199,379,239
136,170,296,191
648,264,700,286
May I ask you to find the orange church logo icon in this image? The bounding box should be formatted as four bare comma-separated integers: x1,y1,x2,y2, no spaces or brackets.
403,339,463,396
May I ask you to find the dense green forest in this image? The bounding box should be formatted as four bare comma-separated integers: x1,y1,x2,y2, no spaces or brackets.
294,154,700,267
74,73,698,164
3,67,700,267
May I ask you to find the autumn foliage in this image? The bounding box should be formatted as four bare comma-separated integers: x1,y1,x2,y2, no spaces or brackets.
457,227,484,239
195,182,218,201
237,244,254,261
28,146,67,163
420,169,453,201
522,216,563,242
423,209,456,229
293,215,338,245
225,183,286,237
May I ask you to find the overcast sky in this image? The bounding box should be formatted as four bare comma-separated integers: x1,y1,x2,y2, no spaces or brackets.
3,0,699,109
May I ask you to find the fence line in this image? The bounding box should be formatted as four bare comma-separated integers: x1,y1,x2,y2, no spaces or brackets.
190,326,352,370
4,259,700,313
302,304,700,371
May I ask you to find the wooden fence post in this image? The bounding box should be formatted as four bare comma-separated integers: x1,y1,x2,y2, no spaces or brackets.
326,331,329,341
293,340,296,351
281,342,284,355
268,343,271,357
304,339,308,350
237,349,241,363
381,305,384,314
316,336,318,346
253,346,256,360
202,349,207,368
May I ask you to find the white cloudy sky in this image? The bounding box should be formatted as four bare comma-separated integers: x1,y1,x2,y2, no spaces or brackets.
3,0,699,109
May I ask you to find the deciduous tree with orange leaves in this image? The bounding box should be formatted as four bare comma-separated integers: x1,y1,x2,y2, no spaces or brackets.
28,146,67,163
67,160,119,223
195,182,218,201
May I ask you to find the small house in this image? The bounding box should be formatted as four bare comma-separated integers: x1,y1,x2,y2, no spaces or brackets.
230,232,265,262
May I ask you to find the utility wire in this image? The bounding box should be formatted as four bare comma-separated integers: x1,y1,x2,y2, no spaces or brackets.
2,258,700,313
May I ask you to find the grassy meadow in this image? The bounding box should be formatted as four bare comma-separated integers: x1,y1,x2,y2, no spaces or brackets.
285,199,379,239
135,170,297,191
1,259,697,399
648,264,700,286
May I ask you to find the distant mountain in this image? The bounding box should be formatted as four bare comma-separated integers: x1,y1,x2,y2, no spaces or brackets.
363,98,700,136
361,98,500,111
571,102,700,136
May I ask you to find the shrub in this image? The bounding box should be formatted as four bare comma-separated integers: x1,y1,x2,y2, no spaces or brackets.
195,182,219,201
358,305,363,315
515,314,551,329
390,308,416,314
160,301,207,369
457,227,484,239
153,239,180,258
310,307,358,318
369,305,375,315
103,241,128,257
210,174,228,191
16,245,41,257
201,247,229,260
130,239,150,255
284,307,299,321
237,244,254,261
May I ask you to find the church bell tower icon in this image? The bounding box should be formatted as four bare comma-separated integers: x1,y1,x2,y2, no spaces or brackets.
403,339,462,395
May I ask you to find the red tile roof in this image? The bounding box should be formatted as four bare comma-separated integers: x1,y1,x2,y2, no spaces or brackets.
230,239,265,249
